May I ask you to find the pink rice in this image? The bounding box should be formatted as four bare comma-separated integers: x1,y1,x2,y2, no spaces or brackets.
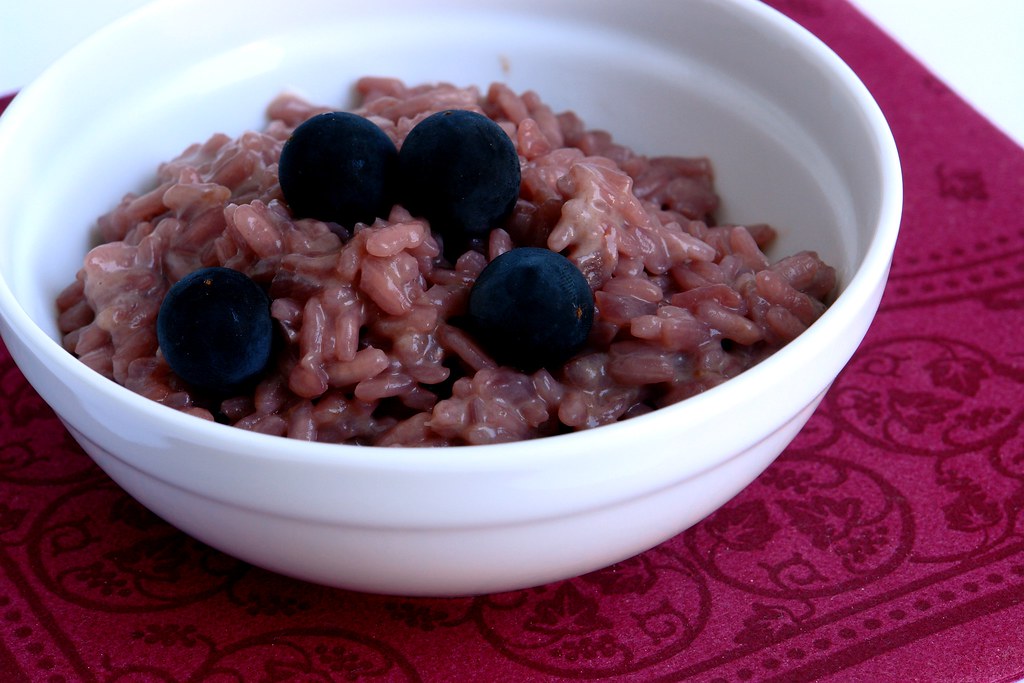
55,77,836,446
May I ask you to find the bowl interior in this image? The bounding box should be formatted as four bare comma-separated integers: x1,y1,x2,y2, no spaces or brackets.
0,0,886,350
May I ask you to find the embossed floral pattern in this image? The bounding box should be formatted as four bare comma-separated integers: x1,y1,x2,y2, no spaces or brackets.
705,500,781,551
926,356,989,397
832,338,1021,454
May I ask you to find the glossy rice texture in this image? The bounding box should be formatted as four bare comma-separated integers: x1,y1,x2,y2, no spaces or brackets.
56,78,836,446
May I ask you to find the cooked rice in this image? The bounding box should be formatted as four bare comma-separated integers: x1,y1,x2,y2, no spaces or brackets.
56,78,836,446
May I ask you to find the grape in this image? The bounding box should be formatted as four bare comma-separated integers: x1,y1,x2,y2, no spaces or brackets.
468,248,594,371
157,267,273,394
398,109,520,245
278,112,398,228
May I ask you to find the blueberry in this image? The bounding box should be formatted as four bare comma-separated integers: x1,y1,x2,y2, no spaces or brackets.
468,248,593,371
278,111,398,227
157,267,273,394
398,109,520,244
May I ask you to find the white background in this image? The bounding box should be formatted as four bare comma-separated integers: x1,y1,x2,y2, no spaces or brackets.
852,0,1023,147
1,0,1022,146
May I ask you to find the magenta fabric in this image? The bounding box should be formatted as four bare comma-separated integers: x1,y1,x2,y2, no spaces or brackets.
2,1,1023,680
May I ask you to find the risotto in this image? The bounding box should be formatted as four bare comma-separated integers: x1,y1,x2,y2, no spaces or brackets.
55,77,836,446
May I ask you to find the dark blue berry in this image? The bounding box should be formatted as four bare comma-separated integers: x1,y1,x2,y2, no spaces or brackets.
278,111,398,227
157,267,273,394
398,109,520,244
468,248,593,371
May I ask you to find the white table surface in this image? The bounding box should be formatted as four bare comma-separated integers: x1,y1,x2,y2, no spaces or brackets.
1,1,1022,147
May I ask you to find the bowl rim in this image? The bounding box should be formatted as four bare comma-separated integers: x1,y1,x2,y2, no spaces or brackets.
0,0,902,476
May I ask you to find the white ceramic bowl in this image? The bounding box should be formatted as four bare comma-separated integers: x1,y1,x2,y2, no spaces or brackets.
0,0,900,595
